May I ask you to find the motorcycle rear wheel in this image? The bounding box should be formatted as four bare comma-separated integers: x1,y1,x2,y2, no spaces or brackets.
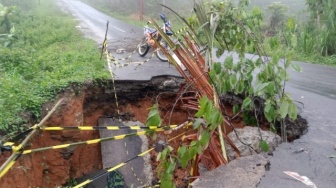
138,37,150,57
156,38,169,62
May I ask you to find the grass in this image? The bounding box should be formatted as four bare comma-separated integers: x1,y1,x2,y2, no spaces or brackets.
0,0,110,134
292,53,336,66
80,0,145,28
79,0,185,31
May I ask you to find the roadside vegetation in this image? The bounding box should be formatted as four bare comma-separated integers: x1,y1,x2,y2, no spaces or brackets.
80,0,191,31
258,0,336,66
146,0,300,186
0,0,332,187
81,0,336,66
0,0,109,134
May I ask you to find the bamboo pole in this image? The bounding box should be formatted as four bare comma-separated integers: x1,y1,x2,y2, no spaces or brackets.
0,98,64,179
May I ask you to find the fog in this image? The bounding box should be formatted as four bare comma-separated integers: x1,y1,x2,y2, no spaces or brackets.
77,0,308,25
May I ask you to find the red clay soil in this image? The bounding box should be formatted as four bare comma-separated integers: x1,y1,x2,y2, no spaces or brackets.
0,84,190,187
0,82,262,187
0,90,103,188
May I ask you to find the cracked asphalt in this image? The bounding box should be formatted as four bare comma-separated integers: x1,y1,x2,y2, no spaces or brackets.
59,1,336,187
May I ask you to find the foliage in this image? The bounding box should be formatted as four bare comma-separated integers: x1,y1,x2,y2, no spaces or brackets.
80,0,191,18
305,0,336,55
0,3,17,33
0,0,109,134
0,0,36,11
146,103,162,127
0,3,18,47
80,0,190,29
147,0,299,187
247,0,336,65
63,178,78,188
266,2,288,31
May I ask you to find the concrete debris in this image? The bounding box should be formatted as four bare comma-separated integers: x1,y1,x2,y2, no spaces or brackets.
191,154,269,188
226,127,282,161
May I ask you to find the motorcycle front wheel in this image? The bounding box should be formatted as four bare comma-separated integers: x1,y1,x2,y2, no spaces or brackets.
156,38,169,62
138,37,150,57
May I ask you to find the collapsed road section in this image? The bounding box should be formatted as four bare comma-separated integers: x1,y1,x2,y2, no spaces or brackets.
0,76,189,187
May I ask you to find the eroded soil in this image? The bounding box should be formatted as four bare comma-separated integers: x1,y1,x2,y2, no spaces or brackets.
0,77,308,187
0,77,188,187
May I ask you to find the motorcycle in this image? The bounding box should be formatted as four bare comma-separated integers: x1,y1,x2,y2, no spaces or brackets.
138,14,173,62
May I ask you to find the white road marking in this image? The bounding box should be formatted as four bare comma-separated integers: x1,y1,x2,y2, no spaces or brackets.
113,26,125,33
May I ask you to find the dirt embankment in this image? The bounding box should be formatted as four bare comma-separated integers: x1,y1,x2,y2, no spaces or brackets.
0,76,307,187
0,76,186,187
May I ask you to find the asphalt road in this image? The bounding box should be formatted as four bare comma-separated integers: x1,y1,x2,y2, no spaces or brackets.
59,0,336,187
59,0,181,81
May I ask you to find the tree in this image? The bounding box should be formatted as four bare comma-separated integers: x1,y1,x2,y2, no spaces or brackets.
0,3,17,47
266,2,288,31
0,3,16,33
149,0,298,187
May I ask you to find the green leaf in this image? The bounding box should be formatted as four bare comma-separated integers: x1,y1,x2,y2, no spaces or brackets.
197,144,203,154
188,146,197,160
291,62,302,72
179,148,190,168
147,103,159,120
271,54,280,65
256,58,262,66
236,80,245,94
278,69,287,81
161,173,174,188
190,140,197,147
200,131,210,146
229,74,237,87
213,62,222,74
161,148,168,160
167,146,174,152
288,103,298,120
178,146,187,156
259,140,269,152
264,102,275,122
242,97,252,109
255,82,269,95
233,105,239,115
146,114,162,127
266,82,275,95
248,87,254,95
156,152,161,161
243,112,257,126
166,159,175,173
193,118,204,129
224,56,233,70
195,97,209,117
279,100,289,118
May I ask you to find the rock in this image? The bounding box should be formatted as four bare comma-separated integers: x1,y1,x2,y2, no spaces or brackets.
163,79,178,87
226,127,282,161
116,48,126,54
191,154,270,188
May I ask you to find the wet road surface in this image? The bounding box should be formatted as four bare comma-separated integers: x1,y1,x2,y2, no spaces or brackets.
60,0,181,81
60,1,336,187
259,64,336,188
